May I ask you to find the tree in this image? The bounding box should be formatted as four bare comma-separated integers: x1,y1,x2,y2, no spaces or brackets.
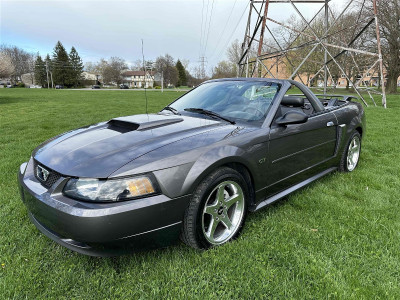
45,54,53,87
284,15,326,85
0,51,14,78
155,54,178,86
101,57,127,85
176,59,187,86
227,39,242,74
84,62,100,73
34,55,47,87
373,0,400,93
0,45,34,82
69,47,84,87
212,61,236,78
52,41,71,86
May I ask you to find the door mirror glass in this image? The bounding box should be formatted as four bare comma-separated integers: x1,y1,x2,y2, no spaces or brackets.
275,111,308,126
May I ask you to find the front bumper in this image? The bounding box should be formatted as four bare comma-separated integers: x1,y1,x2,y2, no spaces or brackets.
18,160,190,256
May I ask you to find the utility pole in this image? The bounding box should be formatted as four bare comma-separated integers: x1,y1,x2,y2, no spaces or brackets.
45,60,50,89
198,56,207,79
161,71,164,93
50,71,54,89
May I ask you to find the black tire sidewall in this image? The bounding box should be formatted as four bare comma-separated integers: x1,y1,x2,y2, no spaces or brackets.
340,131,362,172
194,168,249,249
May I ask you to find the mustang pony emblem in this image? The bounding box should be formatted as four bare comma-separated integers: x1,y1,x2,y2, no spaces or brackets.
36,165,50,182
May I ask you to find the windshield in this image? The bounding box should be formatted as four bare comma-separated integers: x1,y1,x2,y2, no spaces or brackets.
169,81,281,124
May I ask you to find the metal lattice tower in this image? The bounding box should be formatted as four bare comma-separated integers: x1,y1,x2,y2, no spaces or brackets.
238,0,387,107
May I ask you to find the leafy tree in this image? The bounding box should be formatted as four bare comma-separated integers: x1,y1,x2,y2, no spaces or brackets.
155,54,178,86
34,55,47,87
176,59,187,86
131,59,154,71
0,45,34,83
212,61,236,79
371,0,400,93
0,51,14,78
101,57,127,85
69,47,84,87
52,41,71,86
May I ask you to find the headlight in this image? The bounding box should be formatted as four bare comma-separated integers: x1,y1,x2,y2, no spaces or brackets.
63,175,158,202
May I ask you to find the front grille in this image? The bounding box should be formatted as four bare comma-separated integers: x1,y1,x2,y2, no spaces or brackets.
33,160,62,188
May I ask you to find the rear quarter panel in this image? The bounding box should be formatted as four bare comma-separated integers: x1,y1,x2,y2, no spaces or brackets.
333,101,365,155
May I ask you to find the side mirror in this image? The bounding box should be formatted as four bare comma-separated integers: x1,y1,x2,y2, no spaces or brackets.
275,111,308,126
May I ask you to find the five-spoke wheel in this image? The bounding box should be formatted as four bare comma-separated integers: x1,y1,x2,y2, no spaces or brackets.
202,181,245,245
181,167,248,249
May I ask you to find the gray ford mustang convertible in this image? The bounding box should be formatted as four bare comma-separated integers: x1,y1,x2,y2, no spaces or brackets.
18,78,365,256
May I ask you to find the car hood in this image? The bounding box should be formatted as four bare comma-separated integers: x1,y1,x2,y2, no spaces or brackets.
33,113,236,178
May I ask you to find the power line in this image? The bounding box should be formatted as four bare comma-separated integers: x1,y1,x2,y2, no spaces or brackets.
208,0,238,59
212,2,248,64
199,0,206,58
203,0,216,56
202,0,211,56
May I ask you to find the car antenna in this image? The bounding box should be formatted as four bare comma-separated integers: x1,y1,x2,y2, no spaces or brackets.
141,39,148,115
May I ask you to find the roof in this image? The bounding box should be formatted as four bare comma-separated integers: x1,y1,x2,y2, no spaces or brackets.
122,70,155,76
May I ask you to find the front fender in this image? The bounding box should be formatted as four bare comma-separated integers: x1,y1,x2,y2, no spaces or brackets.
180,145,256,195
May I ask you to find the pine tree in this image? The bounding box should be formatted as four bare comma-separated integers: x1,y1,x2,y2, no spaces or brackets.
69,47,84,87
176,60,187,87
52,41,71,86
34,55,47,87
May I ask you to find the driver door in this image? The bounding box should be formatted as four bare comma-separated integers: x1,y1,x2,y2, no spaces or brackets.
265,111,337,197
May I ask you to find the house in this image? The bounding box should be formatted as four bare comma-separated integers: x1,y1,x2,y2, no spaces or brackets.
82,72,101,85
259,58,400,88
121,71,155,88
21,73,36,86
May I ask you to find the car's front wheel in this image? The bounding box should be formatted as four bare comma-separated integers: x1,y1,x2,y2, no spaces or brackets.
181,167,248,249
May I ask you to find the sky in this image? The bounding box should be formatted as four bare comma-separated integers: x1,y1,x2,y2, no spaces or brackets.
0,0,346,75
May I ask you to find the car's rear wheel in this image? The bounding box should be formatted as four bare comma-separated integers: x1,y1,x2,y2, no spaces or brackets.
339,131,361,172
181,167,248,249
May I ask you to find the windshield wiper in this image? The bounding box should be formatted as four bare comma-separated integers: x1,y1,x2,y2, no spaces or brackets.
161,106,180,115
184,108,236,125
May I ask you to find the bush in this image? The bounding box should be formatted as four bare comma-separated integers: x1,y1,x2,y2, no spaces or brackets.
16,82,25,88
154,86,161,89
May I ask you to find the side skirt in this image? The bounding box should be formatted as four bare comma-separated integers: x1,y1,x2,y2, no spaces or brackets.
251,167,337,212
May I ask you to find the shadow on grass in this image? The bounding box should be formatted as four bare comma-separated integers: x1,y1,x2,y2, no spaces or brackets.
0,95,32,104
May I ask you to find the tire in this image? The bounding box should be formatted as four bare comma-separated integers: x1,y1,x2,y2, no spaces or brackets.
339,131,361,172
181,167,249,250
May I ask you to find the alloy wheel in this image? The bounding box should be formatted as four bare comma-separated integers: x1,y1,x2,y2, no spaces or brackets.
201,181,245,245
347,135,361,171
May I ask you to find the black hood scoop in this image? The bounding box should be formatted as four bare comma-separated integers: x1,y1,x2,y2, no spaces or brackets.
108,116,184,133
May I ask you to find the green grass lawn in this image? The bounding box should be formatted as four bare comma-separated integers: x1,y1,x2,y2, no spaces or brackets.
1,89,400,299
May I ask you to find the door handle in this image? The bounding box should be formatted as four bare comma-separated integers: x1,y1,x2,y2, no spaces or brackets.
327,121,334,127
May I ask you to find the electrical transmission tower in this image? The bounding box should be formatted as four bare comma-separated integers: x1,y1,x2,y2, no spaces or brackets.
238,0,387,107
198,56,207,79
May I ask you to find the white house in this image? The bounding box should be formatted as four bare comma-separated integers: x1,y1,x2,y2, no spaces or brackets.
121,71,155,88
